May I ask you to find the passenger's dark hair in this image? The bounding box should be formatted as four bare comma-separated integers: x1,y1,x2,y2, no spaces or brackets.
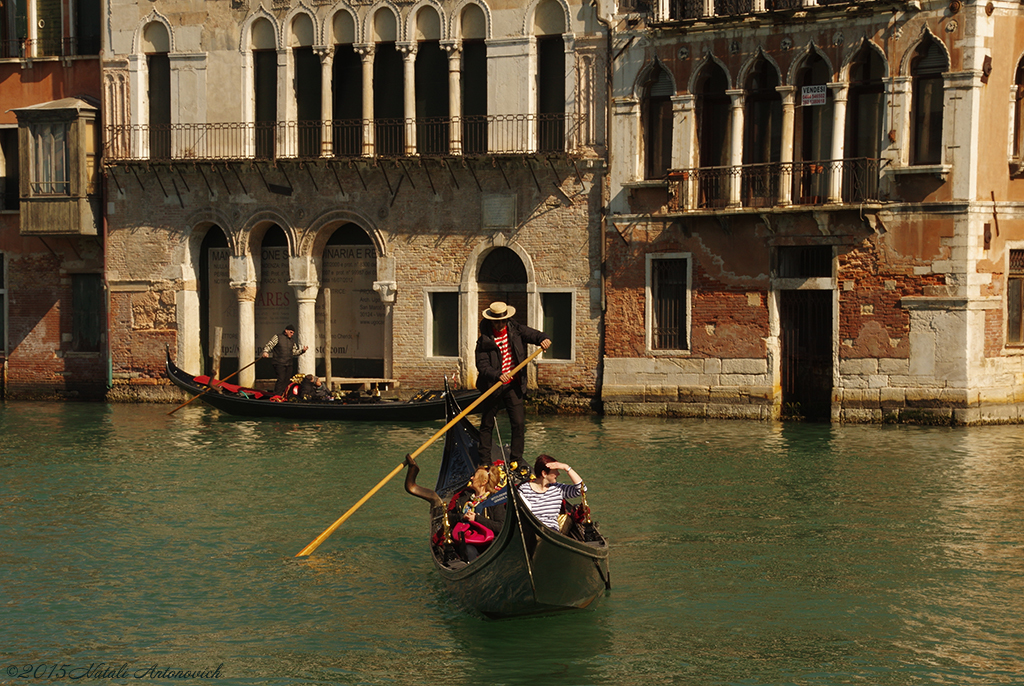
534,454,557,478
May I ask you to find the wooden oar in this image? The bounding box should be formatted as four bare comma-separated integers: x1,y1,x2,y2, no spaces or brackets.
167,357,260,415
295,346,545,557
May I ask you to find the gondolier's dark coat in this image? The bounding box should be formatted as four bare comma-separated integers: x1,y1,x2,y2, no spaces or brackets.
474,319,548,394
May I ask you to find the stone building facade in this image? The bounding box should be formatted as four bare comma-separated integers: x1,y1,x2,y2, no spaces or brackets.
0,2,104,399
101,0,608,400
602,0,1024,423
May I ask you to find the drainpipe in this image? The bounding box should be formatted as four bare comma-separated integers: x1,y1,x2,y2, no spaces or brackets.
100,2,112,393
593,0,613,404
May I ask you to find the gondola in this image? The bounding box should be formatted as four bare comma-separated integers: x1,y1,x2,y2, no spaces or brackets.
420,388,610,618
165,352,481,421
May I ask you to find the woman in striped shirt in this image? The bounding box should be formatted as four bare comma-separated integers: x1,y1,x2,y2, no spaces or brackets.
517,454,586,531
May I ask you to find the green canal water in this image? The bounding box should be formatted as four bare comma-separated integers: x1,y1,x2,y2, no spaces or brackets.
1,402,1023,685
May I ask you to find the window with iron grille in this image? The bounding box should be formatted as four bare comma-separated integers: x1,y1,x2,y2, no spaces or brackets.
648,254,690,351
1008,250,1024,345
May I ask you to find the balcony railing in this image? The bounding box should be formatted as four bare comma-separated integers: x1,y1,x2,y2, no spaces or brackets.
667,158,881,211
104,113,584,162
658,0,882,22
1,36,100,59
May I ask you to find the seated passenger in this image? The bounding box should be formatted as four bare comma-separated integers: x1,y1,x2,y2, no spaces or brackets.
451,464,507,560
299,374,327,401
517,454,585,531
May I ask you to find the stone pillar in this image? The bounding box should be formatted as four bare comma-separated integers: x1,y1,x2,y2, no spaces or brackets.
373,280,397,381
232,282,257,387
443,41,462,155
672,94,695,209
827,82,849,204
278,48,293,157
291,282,319,376
726,89,744,208
316,45,334,157
399,43,417,156
777,85,796,206
356,44,375,156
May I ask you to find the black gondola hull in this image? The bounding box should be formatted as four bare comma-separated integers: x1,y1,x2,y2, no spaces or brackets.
166,356,480,422
433,481,610,618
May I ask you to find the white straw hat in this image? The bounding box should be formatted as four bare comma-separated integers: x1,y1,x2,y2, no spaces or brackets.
482,301,516,320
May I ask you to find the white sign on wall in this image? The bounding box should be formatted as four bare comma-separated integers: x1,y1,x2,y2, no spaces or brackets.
316,245,383,359
801,85,827,106
207,247,238,357
255,246,298,352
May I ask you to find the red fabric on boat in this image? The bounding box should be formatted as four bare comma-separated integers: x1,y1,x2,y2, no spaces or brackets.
192,375,264,399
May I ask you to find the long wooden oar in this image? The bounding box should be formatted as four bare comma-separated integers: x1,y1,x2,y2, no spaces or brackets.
167,358,260,415
295,346,545,557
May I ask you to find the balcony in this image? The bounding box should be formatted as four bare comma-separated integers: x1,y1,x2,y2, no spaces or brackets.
658,0,886,22
103,113,585,163
1,37,101,59
666,158,881,211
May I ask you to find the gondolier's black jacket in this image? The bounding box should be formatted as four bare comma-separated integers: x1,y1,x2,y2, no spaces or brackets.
475,319,549,394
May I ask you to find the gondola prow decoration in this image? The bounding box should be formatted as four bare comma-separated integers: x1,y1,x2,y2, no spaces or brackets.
294,346,545,558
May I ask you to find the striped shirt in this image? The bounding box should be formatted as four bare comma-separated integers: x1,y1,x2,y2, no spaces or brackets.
494,328,513,380
517,481,586,531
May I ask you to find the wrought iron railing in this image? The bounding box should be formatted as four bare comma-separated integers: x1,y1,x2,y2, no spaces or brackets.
104,113,584,162
668,158,881,210
0,36,100,59
661,0,883,21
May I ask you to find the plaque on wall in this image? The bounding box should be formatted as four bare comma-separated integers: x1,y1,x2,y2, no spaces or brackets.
482,194,516,229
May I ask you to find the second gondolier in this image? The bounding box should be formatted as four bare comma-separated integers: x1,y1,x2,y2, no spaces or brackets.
261,325,308,396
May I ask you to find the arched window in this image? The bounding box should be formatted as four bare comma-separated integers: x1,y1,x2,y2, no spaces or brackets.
332,12,361,156
478,247,528,326
846,45,885,160
742,57,781,207
534,0,565,153
251,18,278,159
641,64,673,179
372,9,404,156
794,52,832,204
461,5,488,154
694,62,729,208
910,36,947,166
415,7,449,154
291,14,321,157
142,22,171,160
1013,57,1024,160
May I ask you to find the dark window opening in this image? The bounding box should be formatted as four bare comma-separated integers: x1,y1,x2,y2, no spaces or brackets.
462,40,487,154
537,35,565,153
541,292,572,360
148,53,171,160
651,258,688,351
0,128,19,211
642,66,674,179
294,47,322,158
910,38,947,166
431,292,459,357
777,246,832,279
333,46,363,156
846,46,885,160
254,49,278,159
415,40,449,155
374,42,405,156
72,273,104,353
1008,250,1024,345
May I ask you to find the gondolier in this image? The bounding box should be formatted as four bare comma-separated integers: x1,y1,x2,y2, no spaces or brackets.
261,325,308,396
474,302,550,465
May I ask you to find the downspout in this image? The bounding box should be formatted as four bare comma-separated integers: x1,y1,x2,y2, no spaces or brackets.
100,0,112,393
592,0,613,406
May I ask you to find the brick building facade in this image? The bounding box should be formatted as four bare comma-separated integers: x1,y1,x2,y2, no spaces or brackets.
100,0,607,401
0,4,104,399
602,0,1024,423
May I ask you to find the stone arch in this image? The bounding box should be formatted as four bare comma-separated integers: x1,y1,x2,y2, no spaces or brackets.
371,4,402,42
737,47,782,89
839,37,888,82
408,1,447,41
132,11,173,54
633,57,676,101
285,6,318,47
524,0,569,37
303,209,389,259
788,42,834,86
688,52,732,94
240,9,280,52
451,0,491,40
238,211,298,259
330,8,358,45
899,26,949,77
460,237,538,291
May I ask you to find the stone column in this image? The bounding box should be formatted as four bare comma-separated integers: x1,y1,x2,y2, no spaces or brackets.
443,40,462,155
356,44,375,156
291,282,319,376
672,94,695,209
316,45,334,157
399,42,418,156
278,48,293,157
726,89,745,208
827,82,849,204
777,85,796,206
232,282,257,387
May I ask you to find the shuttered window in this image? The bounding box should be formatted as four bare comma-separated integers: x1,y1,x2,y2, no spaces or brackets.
649,255,690,351
1008,250,1024,345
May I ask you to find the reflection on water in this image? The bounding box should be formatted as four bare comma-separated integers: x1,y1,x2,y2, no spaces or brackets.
2,403,1024,685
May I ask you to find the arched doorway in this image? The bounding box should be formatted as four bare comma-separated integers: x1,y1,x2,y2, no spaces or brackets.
254,225,295,380
318,223,384,378
199,225,236,377
477,246,528,328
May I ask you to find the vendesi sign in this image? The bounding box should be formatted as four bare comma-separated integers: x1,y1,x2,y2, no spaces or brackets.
801,85,827,106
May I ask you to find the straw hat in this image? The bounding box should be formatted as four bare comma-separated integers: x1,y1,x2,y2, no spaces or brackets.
482,301,516,320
